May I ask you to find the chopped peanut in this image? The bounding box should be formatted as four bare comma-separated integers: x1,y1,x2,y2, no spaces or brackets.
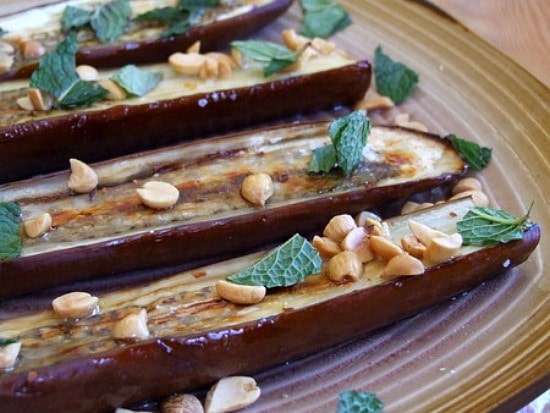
400,234,426,258
186,41,201,54
394,113,428,132
137,181,180,209
98,79,127,100
20,38,46,59
323,214,357,242
68,158,98,193
24,212,52,238
326,250,363,282
312,235,342,259
424,233,463,264
240,173,274,207
113,309,149,340
369,235,403,260
216,280,266,305
407,220,447,246
52,291,99,319
341,227,374,263
204,376,261,413
382,253,424,279
16,96,34,111
281,29,309,51
355,93,395,112
0,341,21,370
169,52,206,75
76,64,99,81
28,88,52,111
162,393,204,413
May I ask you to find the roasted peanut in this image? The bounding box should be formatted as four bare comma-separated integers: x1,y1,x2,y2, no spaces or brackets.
28,88,52,111
355,210,382,227
424,233,463,264
407,220,447,246
364,218,390,237
323,214,357,242
24,212,52,238
394,113,428,132
310,37,336,54
21,38,46,59
98,79,127,100
216,280,266,305
281,29,309,51
76,64,99,81
199,56,219,79
240,173,274,207
369,235,403,261
161,393,204,413
449,189,489,207
169,52,206,75
68,158,99,193
341,227,374,263
187,41,201,54
52,291,99,319
382,253,425,279
0,340,21,369
137,181,180,209
113,309,149,340
16,96,34,111
355,93,395,112
204,376,261,413
326,250,363,282
312,235,342,258
452,177,483,194
400,234,426,258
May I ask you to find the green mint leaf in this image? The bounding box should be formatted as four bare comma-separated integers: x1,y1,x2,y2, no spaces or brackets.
0,202,22,261
336,390,384,413
457,206,532,246
309,145,337,173
90,0,131,43
374,46,419,104
61,6,93,33
111,65,162,96
0,27,7,37
0,338,18,347
446,134,492,171
308,110,371,176
30,33,107,108
227,234,322,288
231,40,302,77
179,0,220,7
300,0,351,38
135,6,181,23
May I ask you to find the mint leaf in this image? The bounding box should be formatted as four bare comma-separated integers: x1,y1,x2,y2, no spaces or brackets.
457,205,532,246
336,390,384,413
374,46,419,104
300,0,351,38
308,110,371,176
0,202,22,261
61,6,93,33
0,27,8,37
30,33,107,108
231,40,302,76
111,65,162,96
227,234,322,288
0,338,18,348
91,0,132,43
446,134,492,171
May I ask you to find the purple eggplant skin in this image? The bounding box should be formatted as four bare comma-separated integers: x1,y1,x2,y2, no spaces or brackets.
0,225,540,413
0,60,371,183
0,0,295,81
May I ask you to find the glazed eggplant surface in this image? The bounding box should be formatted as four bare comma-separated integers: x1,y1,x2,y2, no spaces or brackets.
0,123,466,298
0,198,540,413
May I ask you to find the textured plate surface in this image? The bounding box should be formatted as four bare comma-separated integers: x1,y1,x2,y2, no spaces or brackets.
1,1,549,412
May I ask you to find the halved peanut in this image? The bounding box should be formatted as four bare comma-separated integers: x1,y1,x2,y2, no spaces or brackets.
28,88,52,111
341,227,374,263
169,52,206,75
369,235,403,261
401,201,421,215
68,158,98,193
382,253,424,279
186,41,201,54
98,79,127,100
16,96,34,111
216,280,266,305
323,214,357,243
310,37,336,54
408,220,447,246
204,376,261,413
281,28,309,51
326,250,362,282
52,291,99,319
199,56,219,79
424,233,463,264
137,181,180,209
240,173,274,207
0,340,21,370
400,234,426,258
113,309,149,340
312,235,341,259
355,93,395,112
21,38,46,59
452,177,482,194
449,189,489,207
76,64,99,81
364,218,390,237
355,210,382,227
161,393,204,413
24,212,52,238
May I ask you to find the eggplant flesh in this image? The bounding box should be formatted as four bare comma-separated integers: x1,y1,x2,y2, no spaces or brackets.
0,53,371,183
0,0,294,80
0,198,540,413
0,123,466,298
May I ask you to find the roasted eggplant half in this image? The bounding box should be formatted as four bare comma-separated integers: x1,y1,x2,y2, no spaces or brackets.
0,47,371,183
0,122,466,298
0,0,294,80
0,198,540,413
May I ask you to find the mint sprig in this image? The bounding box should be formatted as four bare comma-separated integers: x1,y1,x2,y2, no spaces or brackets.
0,202,22,261
135,0,220,38
457,205,533,246
374,46,419,104
30,33,107,108
61,6,93,33
227,234,322,288
446,134,492,171
111,65,162,96
309,110,371,176
336,390,384,413
299,0,351,38
231,40,303,77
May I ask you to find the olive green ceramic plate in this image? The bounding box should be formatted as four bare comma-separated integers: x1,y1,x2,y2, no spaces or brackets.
1,1,548,412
